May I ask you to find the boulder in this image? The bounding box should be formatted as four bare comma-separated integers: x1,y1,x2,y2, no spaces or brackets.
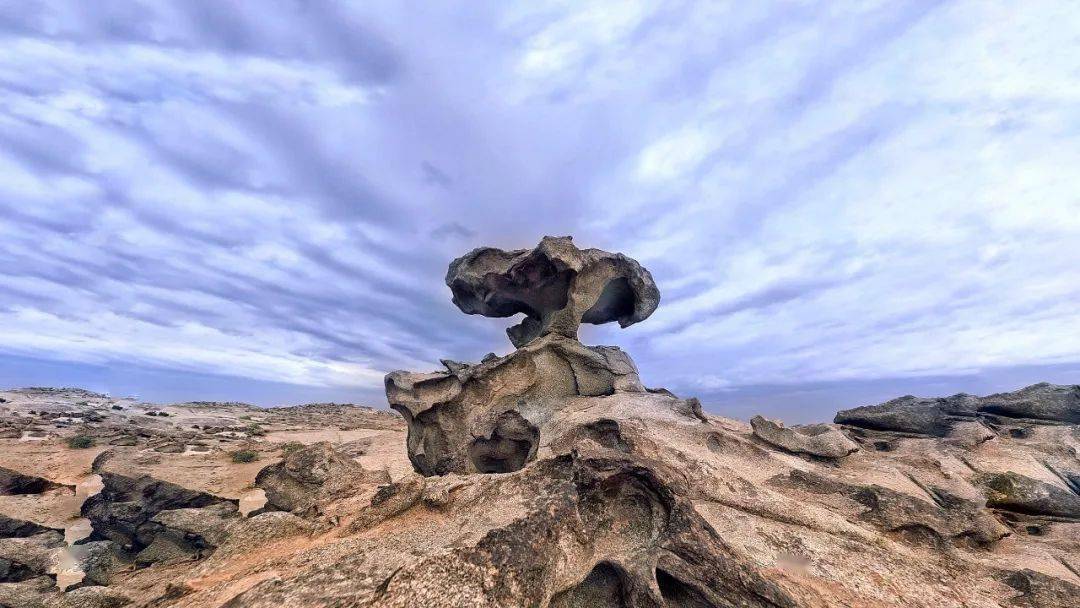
446,236,660,348
70,542,128,587
750,416,858,459
254,442,389,513
132,503,238,566
0,575,54,608
976,472,1080,520
48,586,131,608
387,333,676,476
834,394,980,436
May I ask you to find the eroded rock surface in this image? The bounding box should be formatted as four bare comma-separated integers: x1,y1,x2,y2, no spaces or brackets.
834,383,1080,436
387,333,658,475
255,442,389,513
750,415,858,459
446,236,660,347
80,473,237,565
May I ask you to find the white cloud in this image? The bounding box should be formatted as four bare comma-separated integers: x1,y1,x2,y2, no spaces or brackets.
0,0,1078,401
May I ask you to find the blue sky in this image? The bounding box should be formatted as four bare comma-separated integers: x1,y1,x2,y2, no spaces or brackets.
1,1,1078,422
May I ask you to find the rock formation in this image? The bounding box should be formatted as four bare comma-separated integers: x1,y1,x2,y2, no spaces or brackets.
749,415,858,459
0,239,1078,607
446,236,660,348
388,237,677,477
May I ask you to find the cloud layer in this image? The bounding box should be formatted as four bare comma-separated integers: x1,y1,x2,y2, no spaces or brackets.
2,1,1078,418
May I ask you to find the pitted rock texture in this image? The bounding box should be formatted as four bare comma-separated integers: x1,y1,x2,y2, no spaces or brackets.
387,333,657,475
255,442,390,513
446,236,660,348
750,415,858,459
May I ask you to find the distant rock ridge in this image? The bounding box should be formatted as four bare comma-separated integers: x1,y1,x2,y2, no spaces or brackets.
834,382,1080,437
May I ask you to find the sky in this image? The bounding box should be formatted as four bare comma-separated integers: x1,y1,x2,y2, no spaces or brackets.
1,1,1079,422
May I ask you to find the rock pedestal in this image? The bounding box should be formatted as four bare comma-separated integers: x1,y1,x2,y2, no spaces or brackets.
388,236,682,477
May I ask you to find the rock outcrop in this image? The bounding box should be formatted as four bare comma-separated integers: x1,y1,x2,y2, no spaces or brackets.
977,471,1080,520
750,415,858,459
255,442,389,513
834,383,1080,437
80,473,237,565
0,467,66,496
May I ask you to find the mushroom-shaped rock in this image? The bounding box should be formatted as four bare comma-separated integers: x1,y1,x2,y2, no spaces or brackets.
750,416,858,459
446,236,660,347
255,442,390,514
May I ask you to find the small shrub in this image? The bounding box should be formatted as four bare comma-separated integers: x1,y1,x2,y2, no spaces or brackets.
67,435,94,449
246,424,266,437
111,405,123,411
240,415,252,420
280,441,304,456
231,449,259,463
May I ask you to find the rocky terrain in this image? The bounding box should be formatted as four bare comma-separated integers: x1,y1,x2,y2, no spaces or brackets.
0,236,1077,607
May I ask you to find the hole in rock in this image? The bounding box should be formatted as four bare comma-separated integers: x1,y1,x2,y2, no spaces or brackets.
550,562,630,608
872,441,893,452
656,568,717,608
583,278,635,324
468,411,538,474
582,419,630,452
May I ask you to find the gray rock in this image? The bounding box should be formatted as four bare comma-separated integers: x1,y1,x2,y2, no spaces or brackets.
750,416,858,459
0,575,54,608
446,236,660,348
80,473,237,562
0,531,64,582
834,384,1080,437
0,515,61,540
70,542,128,587
976,471,1080,520
978,383,1080,424
834,393,980,436
1001,569,1080,607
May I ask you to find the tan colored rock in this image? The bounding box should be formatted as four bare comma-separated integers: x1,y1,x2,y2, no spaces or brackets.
750,415,858,459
